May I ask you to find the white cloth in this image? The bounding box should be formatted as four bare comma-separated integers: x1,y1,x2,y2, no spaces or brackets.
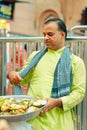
9,121,33,130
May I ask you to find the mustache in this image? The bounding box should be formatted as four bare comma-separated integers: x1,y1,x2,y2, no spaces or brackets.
44,39,50,42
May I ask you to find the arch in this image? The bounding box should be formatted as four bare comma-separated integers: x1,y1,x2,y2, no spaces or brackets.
37,9,59,35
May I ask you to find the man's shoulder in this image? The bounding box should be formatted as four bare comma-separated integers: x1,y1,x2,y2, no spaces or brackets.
30,50,40,58
71,53,84,64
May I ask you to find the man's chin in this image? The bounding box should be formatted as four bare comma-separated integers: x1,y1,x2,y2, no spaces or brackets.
45,43,50,47
46,46,53,50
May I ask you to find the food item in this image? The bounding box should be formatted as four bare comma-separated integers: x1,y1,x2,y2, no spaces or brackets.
0,97,47,115
26,106,39,113
0,98,3,108
33,100,47,107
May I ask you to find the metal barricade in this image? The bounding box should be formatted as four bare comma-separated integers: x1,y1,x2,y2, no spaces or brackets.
0,36,44,95
0,28,87,130
0,29,7,95
68,25,87,130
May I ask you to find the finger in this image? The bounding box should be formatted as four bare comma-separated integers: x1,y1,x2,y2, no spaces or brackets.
40,107,49,115
12,74,23,84
40,109,48,115
12,78,19,85
40,110,45,115
17,74,23,81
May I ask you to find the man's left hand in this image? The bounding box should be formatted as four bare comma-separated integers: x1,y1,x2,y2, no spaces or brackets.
40,98,62,115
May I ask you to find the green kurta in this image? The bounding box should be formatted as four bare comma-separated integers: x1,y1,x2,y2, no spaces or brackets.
21,47,86,130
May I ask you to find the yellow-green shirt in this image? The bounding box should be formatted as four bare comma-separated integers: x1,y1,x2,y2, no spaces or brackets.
21,47,86,130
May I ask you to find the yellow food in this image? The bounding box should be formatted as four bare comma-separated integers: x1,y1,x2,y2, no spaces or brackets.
0,97,47,115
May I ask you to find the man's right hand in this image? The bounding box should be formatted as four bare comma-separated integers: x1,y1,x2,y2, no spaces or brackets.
8,71,23,85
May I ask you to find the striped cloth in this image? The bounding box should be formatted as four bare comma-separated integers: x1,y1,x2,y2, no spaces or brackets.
13,86,24,95
51,47,72,98
20,47,72,98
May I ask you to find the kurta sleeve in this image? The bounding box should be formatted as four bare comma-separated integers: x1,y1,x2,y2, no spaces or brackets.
60,55,86,111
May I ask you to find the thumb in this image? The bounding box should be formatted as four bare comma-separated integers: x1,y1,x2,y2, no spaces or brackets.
17,73,23,81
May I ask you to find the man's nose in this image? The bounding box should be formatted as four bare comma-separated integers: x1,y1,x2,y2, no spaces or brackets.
44,35,49,40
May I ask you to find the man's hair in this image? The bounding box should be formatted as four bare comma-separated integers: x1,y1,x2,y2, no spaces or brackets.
44,17,67,39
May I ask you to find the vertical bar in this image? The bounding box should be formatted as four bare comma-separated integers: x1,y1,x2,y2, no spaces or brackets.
2,42,7,95
0,29,6,95
0,43,3,96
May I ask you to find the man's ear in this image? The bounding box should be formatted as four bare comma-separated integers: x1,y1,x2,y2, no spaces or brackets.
61,32,65,38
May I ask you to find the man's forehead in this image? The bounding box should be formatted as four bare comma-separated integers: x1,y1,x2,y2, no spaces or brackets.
43,23,59,33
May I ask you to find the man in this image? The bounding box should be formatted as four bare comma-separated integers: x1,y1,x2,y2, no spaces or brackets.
8,18,86,130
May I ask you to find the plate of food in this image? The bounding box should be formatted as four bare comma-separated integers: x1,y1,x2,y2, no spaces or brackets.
0,95,47,122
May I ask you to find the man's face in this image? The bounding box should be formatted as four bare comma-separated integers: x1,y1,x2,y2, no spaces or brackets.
43,22,65,50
